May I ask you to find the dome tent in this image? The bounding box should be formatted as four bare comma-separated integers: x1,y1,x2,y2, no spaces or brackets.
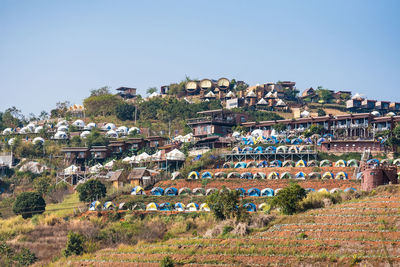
258,160,269,168
227,172,241,179
188,171,200,180
89,201,101,211
192,188,206,196
131,186,145,195
214,172,227,179
344,187,357,192
159,202,172,211
308,172,321,179
295,160,306,167
103,201,116,210
282,160,295,167
206,188,218,195
72,120,85,128
246,161,258,168
151,187,164,196
223,162,234,168
32,137,45,145
200,203,210,212
267,172,279,179
174,203,185,211
335,171,348,180
347,159,359,167
244,203,257,212
334,160,347,167
234,162,247,168
281,172,292,179
247,188,261,197
261,188,274,197
254,172,266,179
178,187,191,195
270,160,282,167
322,172,334,179
164,187,178,196
146,202,159,211
201,171,213,179
236,188,246,196
241,172,253,179
320,160,332,167
186,203,199,211
295,172,307,179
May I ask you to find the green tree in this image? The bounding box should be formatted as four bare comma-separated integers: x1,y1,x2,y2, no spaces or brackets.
33,176,52,197
304,124,325,137
270,183,306,215
85,129,108,147
90,86,111,96
76,180,106,202
83,94,123,117
272,123,287,133
14,248,37,266
207,188,247,221
160,256,175,267
63,232,85,257
316,87,333,103
317,108,326,116
13,192,46,219
146,87,158,95
116,102,135,121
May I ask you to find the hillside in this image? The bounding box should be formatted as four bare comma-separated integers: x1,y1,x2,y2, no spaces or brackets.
52,185,400,266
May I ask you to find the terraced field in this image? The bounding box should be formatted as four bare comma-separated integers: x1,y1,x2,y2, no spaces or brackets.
59,188,400,266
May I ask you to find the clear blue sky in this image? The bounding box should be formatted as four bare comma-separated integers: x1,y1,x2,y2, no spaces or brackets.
1,0,399,115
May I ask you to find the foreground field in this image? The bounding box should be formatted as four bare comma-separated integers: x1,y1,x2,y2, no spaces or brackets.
55,186,400,266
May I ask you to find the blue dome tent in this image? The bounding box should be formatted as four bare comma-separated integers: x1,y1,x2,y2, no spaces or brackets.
247,188,261,197
164,187,178,196
244,203,257,212
150,187,164,196
261,188,274,197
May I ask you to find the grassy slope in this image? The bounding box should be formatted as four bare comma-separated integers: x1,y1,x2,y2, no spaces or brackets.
45,192,82,217
55,185,400,266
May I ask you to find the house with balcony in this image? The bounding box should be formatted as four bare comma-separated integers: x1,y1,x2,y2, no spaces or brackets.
90,146,110,161
145,136,167,148
346,99,362,109
187,109,248,138
376,101,390,111
116,87,137,100
61,147,90,166
362,99,377,110
390,102,400,112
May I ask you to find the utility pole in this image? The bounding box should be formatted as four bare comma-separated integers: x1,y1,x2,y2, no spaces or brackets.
134,105,137,125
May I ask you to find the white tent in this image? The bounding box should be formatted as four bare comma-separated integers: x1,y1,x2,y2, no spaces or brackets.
89,163,103,174
246,91,256,97
8,138,15,146
104,160,115,169
166,149,185,161
251,129,264,137
103,123,116,130
106,130,118,138
148,92,160,98
34,126,44,133
80,131,91,138
56,120,68,127
300,110,310,118
122,156,136,164
152,151,162,161
19,161,48,174
257,98,268,105
225,91,236,98
136,152,150,162
26,123,36,131
116,126,128,135
371,111,380,117
19,126,31,134
275,99,286,107
64,165,78,175
72,120,85,128
32,137,45,144
58,125,69,132
2,128,12,135
205,91,215,98
54,131,68,140
84,122,97,130
128,127,140,135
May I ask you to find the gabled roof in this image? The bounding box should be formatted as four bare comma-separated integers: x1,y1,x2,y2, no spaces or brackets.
128,168,150,180
257,98,268,105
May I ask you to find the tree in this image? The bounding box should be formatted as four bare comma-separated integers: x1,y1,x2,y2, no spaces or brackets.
39,111,49,121
63,232,85,257
116,102,135,121
90,86,111,97
272,123,287,133
146,87,158,95
270,183,306,215
83,94,123,117
317,108,326,116
34,176,52,197
160,256,175,267
316,87,333,103
76,180,106,202
13,192,46,219
85,129,108,147
304,124,325,137
206,188,248,221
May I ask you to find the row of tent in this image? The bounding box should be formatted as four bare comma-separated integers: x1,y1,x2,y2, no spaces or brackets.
134,186,357,197
89,201,210,212
238,134,333,146
121,149,186,163
232,145,313,154
186,171,350,180
221,159,362,168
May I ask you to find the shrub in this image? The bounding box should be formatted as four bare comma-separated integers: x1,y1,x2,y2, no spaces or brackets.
13,192,46,219
76,180,106,202
160,256,174,267
33,176,52,197
206,188,248,222
270,183,306,215
64,232,85,257
14,248,37,266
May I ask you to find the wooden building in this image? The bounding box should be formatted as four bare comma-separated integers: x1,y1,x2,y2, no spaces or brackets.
61,147,90,165
127,168,151,186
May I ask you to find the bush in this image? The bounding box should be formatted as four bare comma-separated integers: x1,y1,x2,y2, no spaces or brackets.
33,176,52,197
13,192,46,219
160,256,174,267
14,248,37,266
270,183,306,215
76,180,106,202
64,232,85,257
206,188,248,222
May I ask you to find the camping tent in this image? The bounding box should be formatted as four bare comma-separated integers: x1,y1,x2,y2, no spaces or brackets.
247,188,261,197
164,187,178,196
131,186,146,195
241,172,253,179
151,187,164,196
89,163,103,174
322,172,334,179
258,203,269,211
344,187,357,192
305,188,315,193
146,202,159,211
171,172,182,180
64,165,78,175
244,203,257,212
318,188,329,194
159,202,172,211
295,160,306,167
223,162,234,168
335,171,348,180
367,159,380,166
246,161,258,168
103,123,116,130
215,172,227,179
270,160,282,167
187,171,200,180
267,172,279,179
254,172,266,179
89,201,101,211
227,172,241,179
103,201,116,210
200,203,210,212
288,146,298,153
236,188,246,196
206,188,218,195
335,160,347,167
186,203,199,211
307,160,319,167
276,146,288,153
32,137,45,145
232,147,242,154
192,188,206,196
166,149,186,161
243,146,253,154
254,146,264,153
347,159,359,167
281,172,292,179
320,160,332,167
265,146,277,153
136,152,151,162
234,162,247,168
261,188,274,197
174,203,185,211
282,160,295,167
295,172,307,179
201,171,213,179
106,130,118,138
330,188,342,194
308,172,321,179
258,160,269,168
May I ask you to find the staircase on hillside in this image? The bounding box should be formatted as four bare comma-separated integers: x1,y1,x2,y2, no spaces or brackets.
354,149,371,179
